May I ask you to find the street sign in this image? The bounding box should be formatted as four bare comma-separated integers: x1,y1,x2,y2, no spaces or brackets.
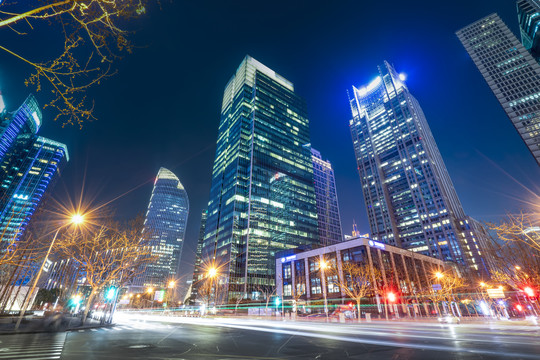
432,284,442,291
486,288,505,299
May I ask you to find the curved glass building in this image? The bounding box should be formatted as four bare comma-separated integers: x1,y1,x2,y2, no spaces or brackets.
140,167,189,289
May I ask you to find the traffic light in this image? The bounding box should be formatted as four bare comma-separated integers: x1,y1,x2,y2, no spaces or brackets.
105,286,117,301
387,292,397,303
516,304,523,312
348,302,354,309
274,297,281,307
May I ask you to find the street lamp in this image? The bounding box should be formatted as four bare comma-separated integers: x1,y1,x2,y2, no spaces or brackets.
15,212,85,330
206,267,218,309
435,272,443,279
320,259,329,318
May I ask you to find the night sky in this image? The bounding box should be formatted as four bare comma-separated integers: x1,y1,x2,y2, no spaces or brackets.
1,0,539,294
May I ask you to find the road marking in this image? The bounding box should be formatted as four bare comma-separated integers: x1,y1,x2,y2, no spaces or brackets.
0,332,66,360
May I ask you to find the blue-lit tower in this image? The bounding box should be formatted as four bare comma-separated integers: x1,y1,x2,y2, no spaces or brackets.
348,62,488,276
139,167,189,289
0,94,68,242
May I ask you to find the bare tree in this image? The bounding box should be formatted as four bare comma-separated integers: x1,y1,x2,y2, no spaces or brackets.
490,212,540,253
331,262,381,321
421,272,466,316
0,0,151,127
57,217,155,323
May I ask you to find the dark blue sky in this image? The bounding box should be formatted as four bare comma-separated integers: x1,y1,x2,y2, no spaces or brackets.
1,0,538,289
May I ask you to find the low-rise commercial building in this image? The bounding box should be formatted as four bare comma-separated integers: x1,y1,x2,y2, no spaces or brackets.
276,236,456,317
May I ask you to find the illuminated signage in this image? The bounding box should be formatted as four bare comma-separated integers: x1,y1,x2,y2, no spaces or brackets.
368,240,385,250
280,255,296,263
154,289,165,302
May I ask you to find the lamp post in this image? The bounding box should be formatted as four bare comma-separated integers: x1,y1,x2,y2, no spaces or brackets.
147,287,154,309
207,267,218,310
167,280,176,308
15,213,84,330
320,260,329,319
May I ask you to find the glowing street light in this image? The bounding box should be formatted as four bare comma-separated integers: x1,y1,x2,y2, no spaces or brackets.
435,272,443,279
147,287,154,294
16,211,86,330
168,281,176,289
207,267,218,278
480,282,487,288
71,213,85,225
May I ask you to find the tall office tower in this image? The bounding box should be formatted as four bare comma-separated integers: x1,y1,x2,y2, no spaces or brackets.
0,95,40,166
348,61,488,275
198,56,319,301
0,95,68,242
189,209,207,303
310,148,343,245
139,167,189,289
517,0,540,62
457,14,540,165
0,136,69,242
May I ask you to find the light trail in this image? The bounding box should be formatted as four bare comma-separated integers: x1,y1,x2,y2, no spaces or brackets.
115,313,540,358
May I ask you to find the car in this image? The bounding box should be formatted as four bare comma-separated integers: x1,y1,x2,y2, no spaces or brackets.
438,314,460,324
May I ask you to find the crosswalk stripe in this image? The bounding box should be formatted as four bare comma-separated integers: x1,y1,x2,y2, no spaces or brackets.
0,333,66,360
0,354,61,359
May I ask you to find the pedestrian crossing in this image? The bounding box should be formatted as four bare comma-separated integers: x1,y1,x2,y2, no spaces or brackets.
74,322,175,333
0,332,66,360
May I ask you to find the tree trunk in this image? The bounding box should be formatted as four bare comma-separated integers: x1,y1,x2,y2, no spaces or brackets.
81,291,96,325
356,299,361,322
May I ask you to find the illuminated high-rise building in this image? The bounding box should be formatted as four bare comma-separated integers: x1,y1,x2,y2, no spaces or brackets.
196,56,319,301
189,209,208,303
0,95,68,242
311,148,343,245
517,0,540,62
457,13,540,165
138,167,189,289
348,61,488,276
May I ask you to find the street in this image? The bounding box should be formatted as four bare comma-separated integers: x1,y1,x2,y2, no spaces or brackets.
0,315,539,359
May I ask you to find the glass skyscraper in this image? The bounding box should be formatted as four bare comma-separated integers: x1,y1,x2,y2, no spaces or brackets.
517,0,540,63
311,147,343,245
457,13,540,165
138,167,189,289
0,95,68,242
196,56,319,302
190,209,207,303
348,61,488,276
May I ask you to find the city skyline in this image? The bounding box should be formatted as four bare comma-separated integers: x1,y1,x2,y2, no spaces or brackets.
0,0,537,291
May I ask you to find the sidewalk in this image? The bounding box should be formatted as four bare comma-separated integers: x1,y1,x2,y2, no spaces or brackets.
0,315,115,335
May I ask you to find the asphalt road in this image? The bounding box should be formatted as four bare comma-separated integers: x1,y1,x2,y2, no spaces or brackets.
0,315,539,359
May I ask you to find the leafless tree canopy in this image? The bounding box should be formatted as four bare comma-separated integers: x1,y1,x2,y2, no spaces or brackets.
56,217,155,322
0,0,150,127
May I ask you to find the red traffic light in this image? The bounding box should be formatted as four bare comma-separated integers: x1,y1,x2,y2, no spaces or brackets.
387,292,397,303
516,304,523,312
348,302,354,308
